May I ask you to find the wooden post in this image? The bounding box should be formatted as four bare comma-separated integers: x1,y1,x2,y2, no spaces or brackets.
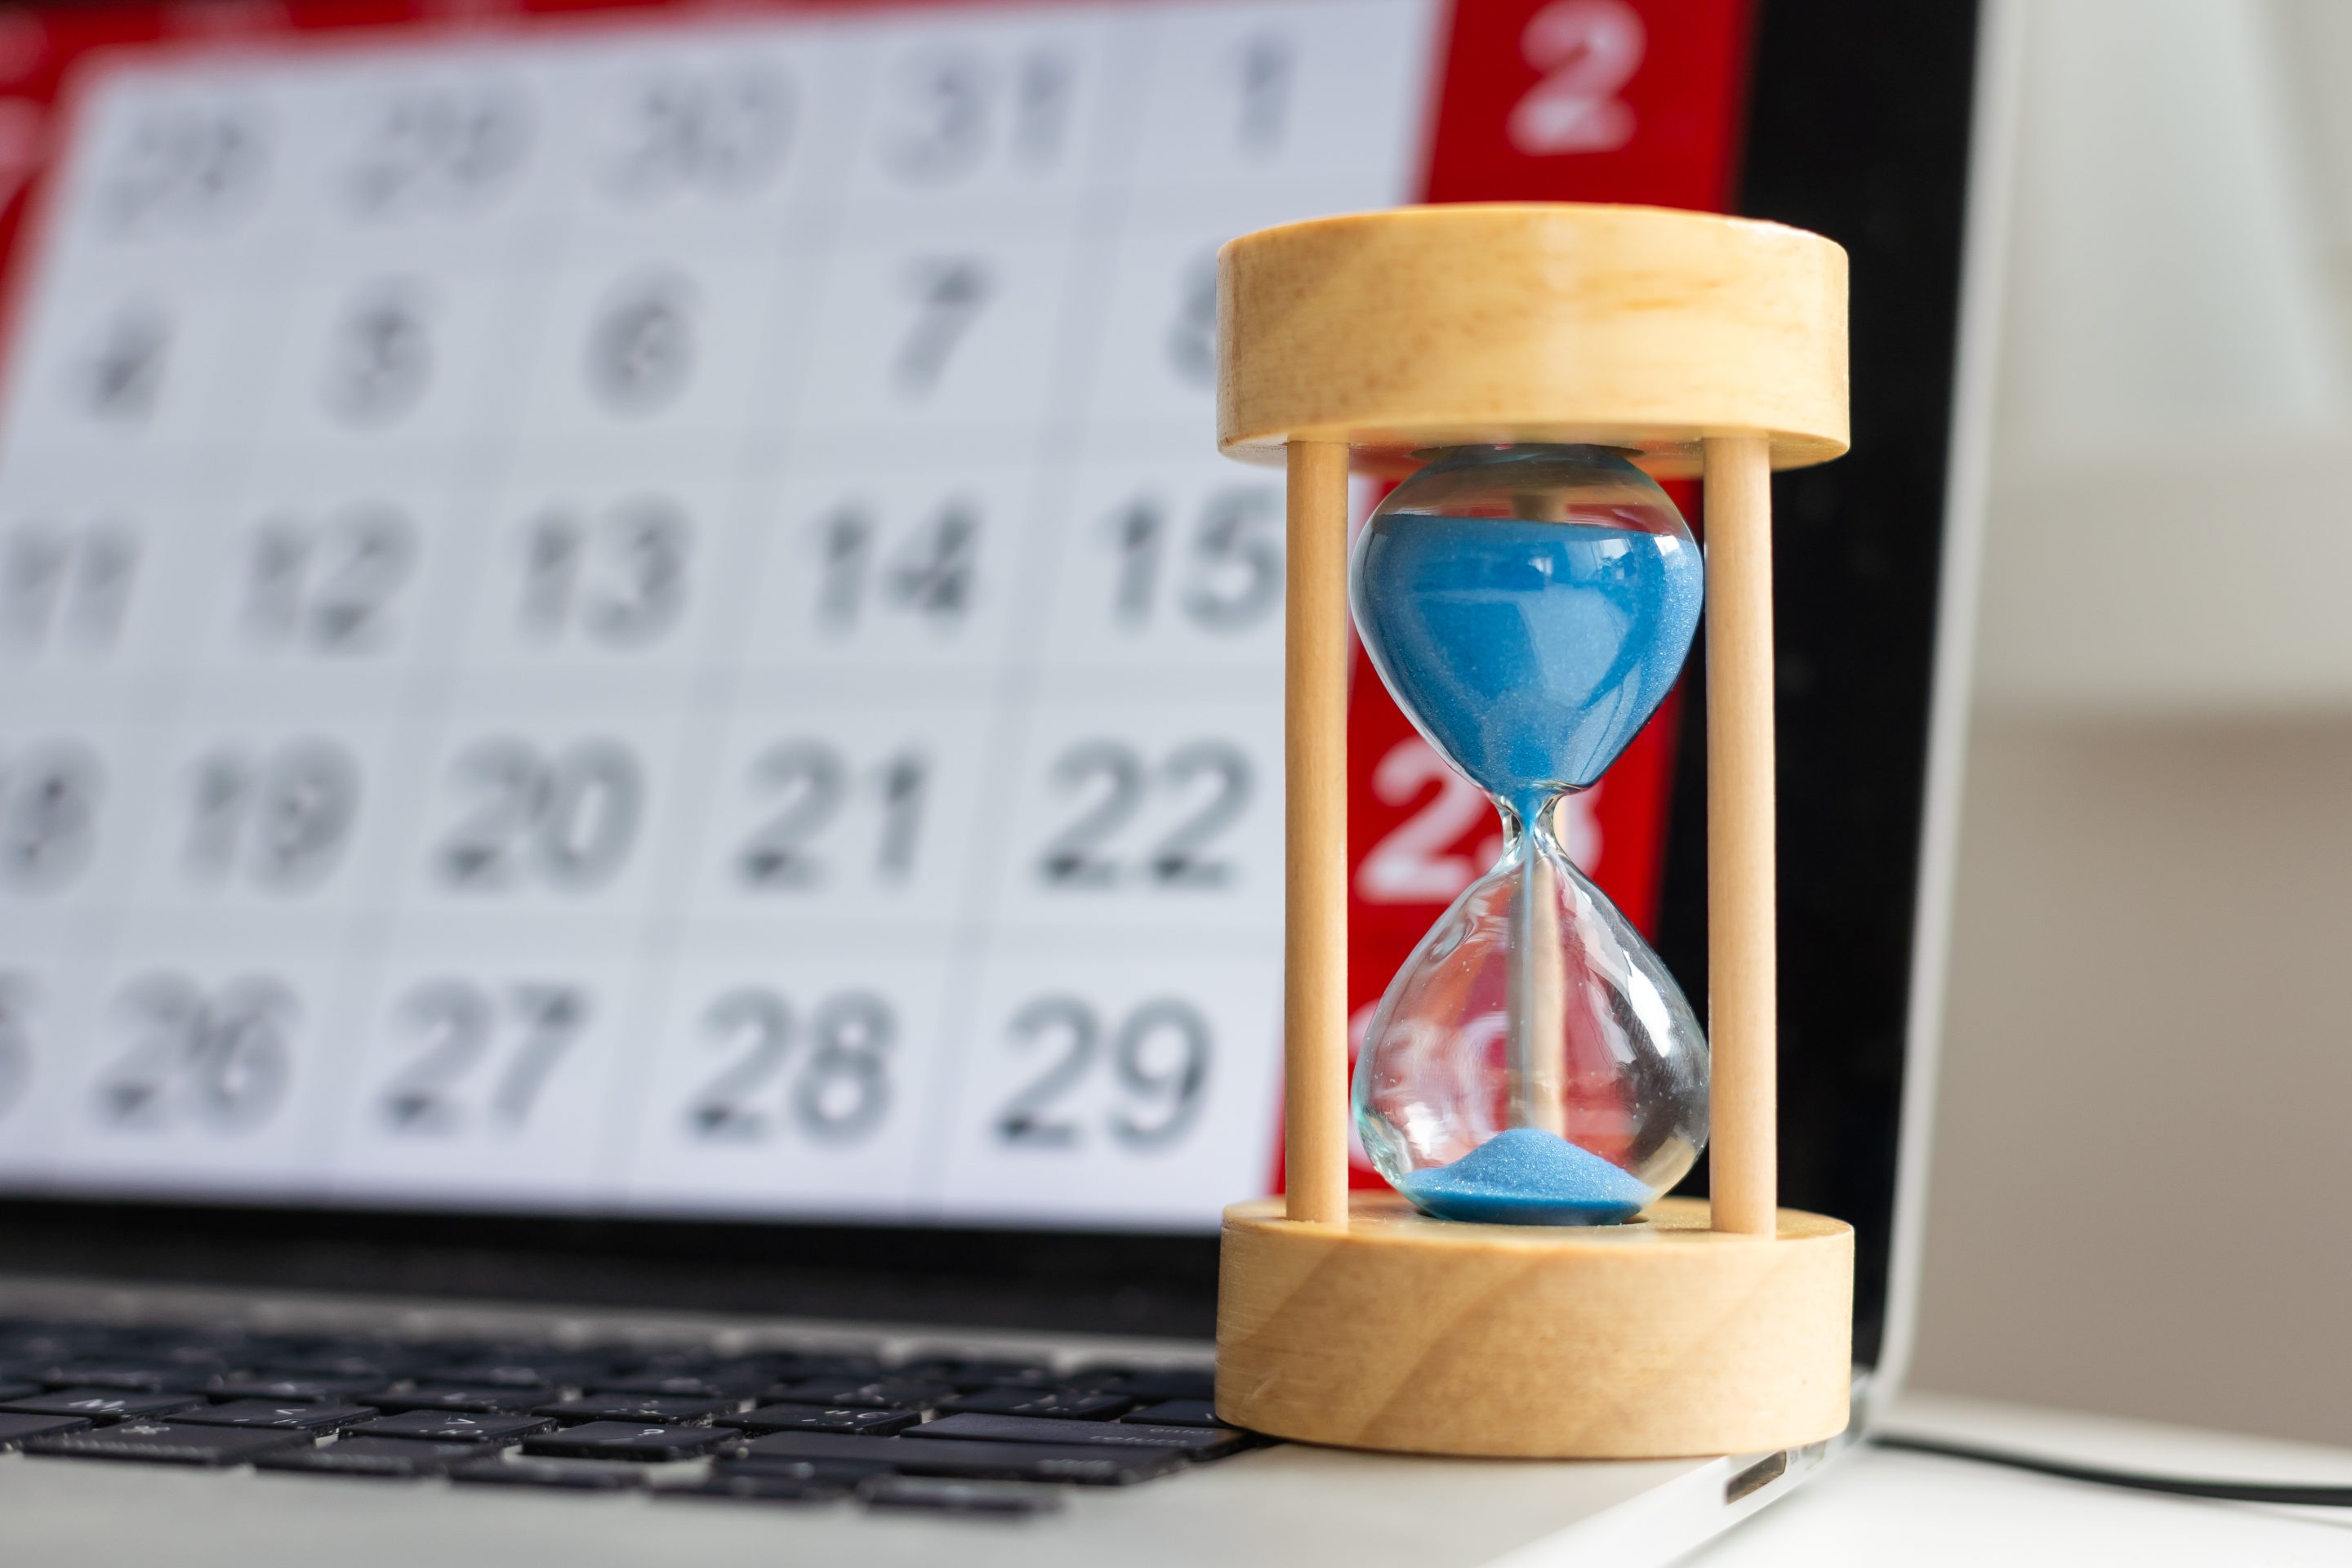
1284,439,1351,1227
1703,434,1777,1236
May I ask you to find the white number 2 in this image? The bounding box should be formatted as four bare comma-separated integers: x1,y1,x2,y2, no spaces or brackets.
1355,738,1602,905
1508,0,1643,157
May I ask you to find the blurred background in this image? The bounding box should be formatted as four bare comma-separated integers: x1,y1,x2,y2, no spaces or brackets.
1912,0,2352,1449
0,0,2342,1457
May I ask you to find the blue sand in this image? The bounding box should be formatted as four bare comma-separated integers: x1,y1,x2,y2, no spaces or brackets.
1352,514,1702,817
1397,1126,1652,1225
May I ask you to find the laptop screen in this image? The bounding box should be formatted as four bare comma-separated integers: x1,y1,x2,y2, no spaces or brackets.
0,0,1984,1353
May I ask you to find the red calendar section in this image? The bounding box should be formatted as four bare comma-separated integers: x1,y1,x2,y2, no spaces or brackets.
1338,0,1751,1189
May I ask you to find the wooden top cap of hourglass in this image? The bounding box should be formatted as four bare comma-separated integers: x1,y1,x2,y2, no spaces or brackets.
1216,203,1848,479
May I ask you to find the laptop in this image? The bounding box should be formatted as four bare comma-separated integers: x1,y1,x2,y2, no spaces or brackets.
0,0,2003,1560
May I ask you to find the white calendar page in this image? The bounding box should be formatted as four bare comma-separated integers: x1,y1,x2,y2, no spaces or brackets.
0,0,1439,1230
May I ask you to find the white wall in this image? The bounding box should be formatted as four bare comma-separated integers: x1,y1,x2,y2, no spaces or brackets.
1906,0,2352,1444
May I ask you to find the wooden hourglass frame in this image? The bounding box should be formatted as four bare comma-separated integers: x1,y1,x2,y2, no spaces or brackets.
1212,204,1855,1460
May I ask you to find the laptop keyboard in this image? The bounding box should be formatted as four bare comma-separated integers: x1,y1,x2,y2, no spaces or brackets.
0,1316,1260,1517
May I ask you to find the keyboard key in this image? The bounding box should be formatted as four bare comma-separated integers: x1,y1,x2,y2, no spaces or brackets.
710,1455,893,1488
215,1373,397,1403
0,1388,202,1423
1082,1367,1217,1402
941,1387,1133,1421
0,1324,103,1361
755,1352,889,1383
41,1361,227,1393
176,1401,379,1433
898,1357,1057,1392
718,1403,920,1437
909,1412,1246,1457
260,1353,412,1383
116,1337,236,1370
21,1420,310,1466
345,1411,554,1445
1121,1399,1238,1429
363,1383,555,1414
451,1456,647,1491
252,1437,479,1479
737,1430,1184,1486
207,1334,327,1365
421,1357,618,1390
765,1376,953,1411
532,1394,731,1426
0,1412,92,1450
607,1350,719,1381
520,1421,738,1462
866,1477,1065,1517
657,1472,847,1506
588,1365,771,1400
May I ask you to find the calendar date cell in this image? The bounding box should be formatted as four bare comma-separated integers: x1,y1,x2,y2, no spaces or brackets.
321,280,435,426
0,726,164,908
994,704,1281,933
234,504,419,658
602,60,795,203
684,704,988,929
0,960,110,1179
859,18,1111,198
938,958,1281,1226
91,98,271,239
0,737,105,897
519,252,799,442
0,973,35,1125
462,463,733,673
1035,738,1253,891
624,952,954,1215
1042,463,1285,679
793,230,1076,436
69,305,172,426
337,942,647,1198
339,78,532,221
406,715,684,918
431,736,644,896
375,978,590,1138
751,470,1033,675
180,737,363,896
733,740,924,893
993,994,1211,1152
1125,0,1437,195
514,497,690,649
95,971,297,1135
0,520,140,662
682,985,895,1146
1,280,289,461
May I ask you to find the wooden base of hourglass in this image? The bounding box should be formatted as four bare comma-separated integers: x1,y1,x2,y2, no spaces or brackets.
1214,1194,1851,1459
1213,203,1860,1463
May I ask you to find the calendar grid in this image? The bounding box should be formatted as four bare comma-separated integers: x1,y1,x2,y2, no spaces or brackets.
0,0,1437,1230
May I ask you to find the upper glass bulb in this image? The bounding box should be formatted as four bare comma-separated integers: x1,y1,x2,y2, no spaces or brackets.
1348,444,1708,1224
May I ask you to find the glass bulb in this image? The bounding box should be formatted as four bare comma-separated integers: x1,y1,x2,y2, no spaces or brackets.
1348,444,1708,1224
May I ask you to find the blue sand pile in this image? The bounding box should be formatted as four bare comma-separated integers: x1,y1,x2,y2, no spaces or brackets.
1352,514,1703,817
1397,1126,1652,1225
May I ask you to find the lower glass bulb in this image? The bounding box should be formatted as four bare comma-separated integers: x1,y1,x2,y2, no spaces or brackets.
1352,797,1708,1224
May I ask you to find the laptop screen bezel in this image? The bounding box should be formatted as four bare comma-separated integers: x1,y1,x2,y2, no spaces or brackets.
0,0,1989,1356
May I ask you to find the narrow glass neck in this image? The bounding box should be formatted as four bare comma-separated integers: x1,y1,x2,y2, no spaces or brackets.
1500,789,1580,864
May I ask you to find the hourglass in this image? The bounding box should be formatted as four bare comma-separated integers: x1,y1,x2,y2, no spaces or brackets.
1351,443,1706,1226
1212,205,1856,1459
